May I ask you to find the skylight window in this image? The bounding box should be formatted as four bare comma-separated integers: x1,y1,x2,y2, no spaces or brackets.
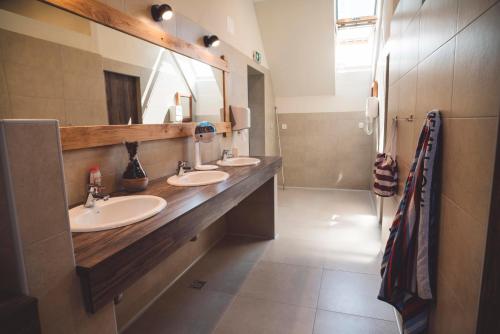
335,0,377,72
336,0,377,27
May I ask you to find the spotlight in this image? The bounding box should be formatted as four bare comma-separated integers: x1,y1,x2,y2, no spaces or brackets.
203,35,220,48
151,4,173,22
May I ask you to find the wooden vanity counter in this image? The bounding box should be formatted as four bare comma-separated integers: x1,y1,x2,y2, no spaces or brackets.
72,156,282,313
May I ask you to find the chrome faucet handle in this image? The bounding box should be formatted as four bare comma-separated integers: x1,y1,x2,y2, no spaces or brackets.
221,149,233,161
88,184,105,193
176,161,191,176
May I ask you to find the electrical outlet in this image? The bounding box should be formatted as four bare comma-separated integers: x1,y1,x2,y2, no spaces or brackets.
281,123,287,130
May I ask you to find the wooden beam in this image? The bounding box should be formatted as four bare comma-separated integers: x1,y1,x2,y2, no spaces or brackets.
39,0,229,72
60,122,232,151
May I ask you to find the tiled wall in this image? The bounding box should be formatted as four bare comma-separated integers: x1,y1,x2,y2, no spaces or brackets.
0,29,108,126
0,120,117,334
386,0,500,332
278,112,373,189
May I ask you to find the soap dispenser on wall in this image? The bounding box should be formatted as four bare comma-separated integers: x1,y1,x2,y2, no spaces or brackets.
193,122,218,170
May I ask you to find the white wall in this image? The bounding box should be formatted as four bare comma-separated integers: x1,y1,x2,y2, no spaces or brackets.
276,71,371,113
255,0,335,97
167,0,269,68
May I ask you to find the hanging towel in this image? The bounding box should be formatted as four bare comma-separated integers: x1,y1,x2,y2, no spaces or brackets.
378,110,442,334
373,119,398,197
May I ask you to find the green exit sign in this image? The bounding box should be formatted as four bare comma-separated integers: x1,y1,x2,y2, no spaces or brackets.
253,51,262,64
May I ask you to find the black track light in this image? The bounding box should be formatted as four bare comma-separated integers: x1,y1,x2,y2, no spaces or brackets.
151,4,173,22
203,35,220,48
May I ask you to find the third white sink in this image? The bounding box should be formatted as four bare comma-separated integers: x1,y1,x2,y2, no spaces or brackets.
217,157,261,167
167,170,229,187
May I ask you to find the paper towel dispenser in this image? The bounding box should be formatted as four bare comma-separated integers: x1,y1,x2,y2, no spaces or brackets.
230,106,251,131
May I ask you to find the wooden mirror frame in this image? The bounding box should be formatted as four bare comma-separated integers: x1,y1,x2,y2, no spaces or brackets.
38,0,231,151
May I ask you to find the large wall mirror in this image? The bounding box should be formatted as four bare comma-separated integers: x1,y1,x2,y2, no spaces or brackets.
0,0,225,128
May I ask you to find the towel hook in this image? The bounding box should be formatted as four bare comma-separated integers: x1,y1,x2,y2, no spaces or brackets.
393,115,414,122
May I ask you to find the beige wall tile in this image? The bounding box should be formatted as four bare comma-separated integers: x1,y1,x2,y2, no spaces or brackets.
60,46,103,76
437,196,486,317
10,95,66,123
429,274,476,334
452,2,500,118
0,93,10,119
4,62,64,99
63,71,106,101
441,117,497,223
396,118,415,166
279,112,372,189
0,61,7,96
457,0,498,30
418,0,458,61
398,66,417,118
389,11,403,85
65,99,108,126
399,0,423,27
416,38,455,118
3,121,70,245
399,13,420,76
0,29,62,70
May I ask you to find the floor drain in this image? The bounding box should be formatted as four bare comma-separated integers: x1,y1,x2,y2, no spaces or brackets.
189,280,207,290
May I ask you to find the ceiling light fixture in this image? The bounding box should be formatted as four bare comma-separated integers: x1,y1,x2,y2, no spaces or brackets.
203,35,220,48
151,4,173,22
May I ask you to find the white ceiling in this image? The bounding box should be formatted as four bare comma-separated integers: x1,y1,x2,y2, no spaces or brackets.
254,0,336,97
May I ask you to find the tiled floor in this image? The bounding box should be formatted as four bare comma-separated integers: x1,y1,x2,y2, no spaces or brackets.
125,188,399,334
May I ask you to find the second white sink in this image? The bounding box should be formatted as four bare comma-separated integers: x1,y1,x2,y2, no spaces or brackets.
217,157,261,167
167,170,229,187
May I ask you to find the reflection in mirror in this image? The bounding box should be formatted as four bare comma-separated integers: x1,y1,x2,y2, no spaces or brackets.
0,0,224,126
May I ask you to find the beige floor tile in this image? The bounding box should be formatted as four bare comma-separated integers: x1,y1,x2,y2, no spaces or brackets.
208,235,271,264
123,287,234,334
323,250,382,275
176,250,257,295
318,270,395,321
262,236,326,268
239,261,322,308
214,295,316,334
313,309,399,334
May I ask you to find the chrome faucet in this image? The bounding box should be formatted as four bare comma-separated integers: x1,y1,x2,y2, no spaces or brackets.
84,184,109,208
221,149,233,161
176,161,192,176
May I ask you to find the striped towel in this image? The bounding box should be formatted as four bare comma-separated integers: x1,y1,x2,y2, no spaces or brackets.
378,111,442,334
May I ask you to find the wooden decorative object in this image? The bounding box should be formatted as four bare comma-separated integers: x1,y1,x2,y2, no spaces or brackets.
60,122,232,151
372,80,379,97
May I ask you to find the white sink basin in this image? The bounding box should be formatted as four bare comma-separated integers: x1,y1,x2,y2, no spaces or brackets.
217,157,261,167
167,170,229,187
69,195,166,232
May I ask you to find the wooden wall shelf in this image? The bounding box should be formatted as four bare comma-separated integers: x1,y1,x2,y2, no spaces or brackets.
60,122,232,151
